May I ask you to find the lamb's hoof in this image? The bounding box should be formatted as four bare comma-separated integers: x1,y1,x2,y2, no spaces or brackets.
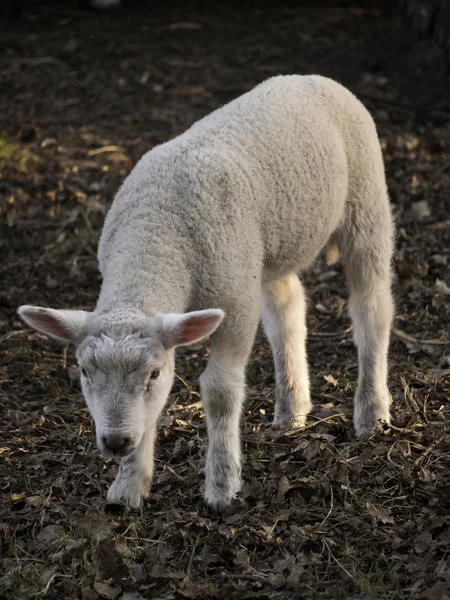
354,389,391,437
204,478,241,513
205,497,231,513
354,407,390,437
106,479,143,510
204,491,237,513
271,414,307,430
354,418,390,438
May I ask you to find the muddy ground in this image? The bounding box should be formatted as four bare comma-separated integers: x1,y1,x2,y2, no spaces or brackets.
1,1,450,599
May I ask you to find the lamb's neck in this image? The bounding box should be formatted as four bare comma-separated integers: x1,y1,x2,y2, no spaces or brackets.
95,253,191,317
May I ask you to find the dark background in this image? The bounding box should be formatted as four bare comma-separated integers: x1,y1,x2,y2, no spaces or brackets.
0,2,449,599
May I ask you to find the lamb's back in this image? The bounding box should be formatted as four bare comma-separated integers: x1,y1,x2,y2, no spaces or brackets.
99,75,379,285
177,75,367,275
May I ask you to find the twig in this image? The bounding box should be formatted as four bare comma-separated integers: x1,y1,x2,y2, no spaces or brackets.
320,485,334,526
175,373,199,395
401,377,420,416
30,573,71,597
87,145,124,156
2,57,63,75
123,536,165,544
428,219,450,231
393,327,450,346
387,441,404,467
282,413,346,436
309,328,352,339
0,329,31,344
184,535,200,579
311,391,341,402
164,465,183,480
323,538,357,582
414,434,448,467
219,572,269,581
386,423,417,434
180,401,202,410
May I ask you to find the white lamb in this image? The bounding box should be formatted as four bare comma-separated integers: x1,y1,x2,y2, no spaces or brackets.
18,75,394,511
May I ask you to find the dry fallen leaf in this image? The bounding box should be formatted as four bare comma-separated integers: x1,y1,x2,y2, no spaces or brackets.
77,509,112,538
436,279,450,297
324,374,338,387
424,582,450,600
114,535,133,559
277,475,297,501
25,495,44,508
366,502,394,525
10,493,24,502
411,199,431,220
36,524,64,547
414,531,433,554
168,21,203,30
122,593,147,600
178,579,217,599
93,581,121,599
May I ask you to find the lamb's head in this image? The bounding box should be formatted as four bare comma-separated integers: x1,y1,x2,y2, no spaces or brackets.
75,331,171,457
17,306,224,458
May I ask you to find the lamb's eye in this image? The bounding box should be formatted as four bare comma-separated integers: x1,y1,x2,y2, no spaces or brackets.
80,367,88,378
150,368,161,380
146,369,161,389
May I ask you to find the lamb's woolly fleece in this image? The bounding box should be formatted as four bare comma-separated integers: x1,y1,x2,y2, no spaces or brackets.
96,74,391,329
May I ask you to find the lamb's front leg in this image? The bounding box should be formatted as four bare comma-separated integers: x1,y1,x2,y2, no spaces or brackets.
200,357,247,511
106,425,156,508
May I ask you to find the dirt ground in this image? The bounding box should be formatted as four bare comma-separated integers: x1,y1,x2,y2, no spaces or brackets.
1,1,450,599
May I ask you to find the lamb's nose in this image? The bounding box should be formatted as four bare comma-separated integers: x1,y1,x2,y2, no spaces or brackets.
102,434,131,454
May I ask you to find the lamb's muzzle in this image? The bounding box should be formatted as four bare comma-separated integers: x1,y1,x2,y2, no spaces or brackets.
100,433,134,457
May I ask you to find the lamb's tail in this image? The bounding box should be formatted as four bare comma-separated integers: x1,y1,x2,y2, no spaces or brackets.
325,237,340,265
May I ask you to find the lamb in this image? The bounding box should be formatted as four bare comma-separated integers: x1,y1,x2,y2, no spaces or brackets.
18,75,394,511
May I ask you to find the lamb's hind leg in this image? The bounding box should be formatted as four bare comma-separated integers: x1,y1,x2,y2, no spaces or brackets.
343,207,394,436
262,274,312,428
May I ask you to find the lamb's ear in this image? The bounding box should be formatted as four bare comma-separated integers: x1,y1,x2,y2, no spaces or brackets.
159,309,225,349
17,305,90,344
